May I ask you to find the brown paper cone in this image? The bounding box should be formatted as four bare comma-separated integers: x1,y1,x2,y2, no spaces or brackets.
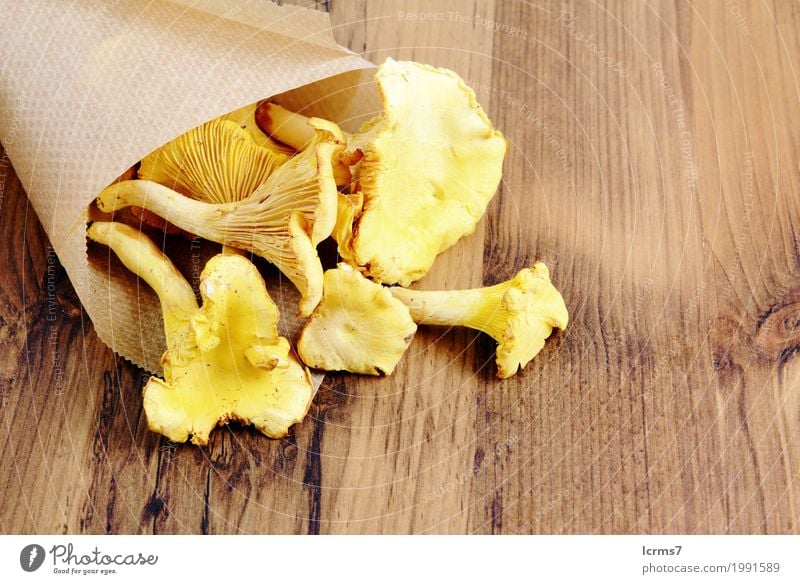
0,0,379,374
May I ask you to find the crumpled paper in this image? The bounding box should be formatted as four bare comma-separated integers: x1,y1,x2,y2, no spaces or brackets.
0,0,379,374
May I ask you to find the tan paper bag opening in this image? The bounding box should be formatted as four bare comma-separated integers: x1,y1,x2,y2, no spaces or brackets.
0,0,379,373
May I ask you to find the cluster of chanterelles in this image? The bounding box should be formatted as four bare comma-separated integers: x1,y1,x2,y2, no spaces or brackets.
90,59,568,445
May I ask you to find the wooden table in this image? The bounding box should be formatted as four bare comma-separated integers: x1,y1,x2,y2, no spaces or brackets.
2,0,798,534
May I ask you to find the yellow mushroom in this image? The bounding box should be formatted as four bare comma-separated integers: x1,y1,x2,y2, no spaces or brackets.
262,59,508,286
139,118,289,205
87,221,314,445
390,263,568,379
96,118,345,315
297,264,416,375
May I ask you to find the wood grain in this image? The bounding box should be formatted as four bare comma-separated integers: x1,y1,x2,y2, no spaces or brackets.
1,0,799,534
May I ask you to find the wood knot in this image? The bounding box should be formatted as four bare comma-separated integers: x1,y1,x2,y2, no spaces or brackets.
273,435,298,473
710,315,751,373
754,291,800,360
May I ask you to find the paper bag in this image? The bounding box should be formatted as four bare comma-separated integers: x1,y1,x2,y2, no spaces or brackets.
0,0,379,373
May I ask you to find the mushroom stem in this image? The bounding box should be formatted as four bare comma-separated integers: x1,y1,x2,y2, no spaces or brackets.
96,179,324,316
390,282,514,340
87,221,198,344
258,103,318,151
390,263,568,378
259,103,353,186
96,179,237,243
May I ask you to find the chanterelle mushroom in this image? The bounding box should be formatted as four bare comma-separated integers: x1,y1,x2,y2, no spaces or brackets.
390,263,568,379
138,118,289,205
87,221,314,444
96,117,345,315
262,59,508,286
297,264,416,375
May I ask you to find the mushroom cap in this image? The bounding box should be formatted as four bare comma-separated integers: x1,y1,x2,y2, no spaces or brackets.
143,253,314,445
98,117,346,316
494,263,568,379
139,118,289,204
335,58,508,285
297,264,417,375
